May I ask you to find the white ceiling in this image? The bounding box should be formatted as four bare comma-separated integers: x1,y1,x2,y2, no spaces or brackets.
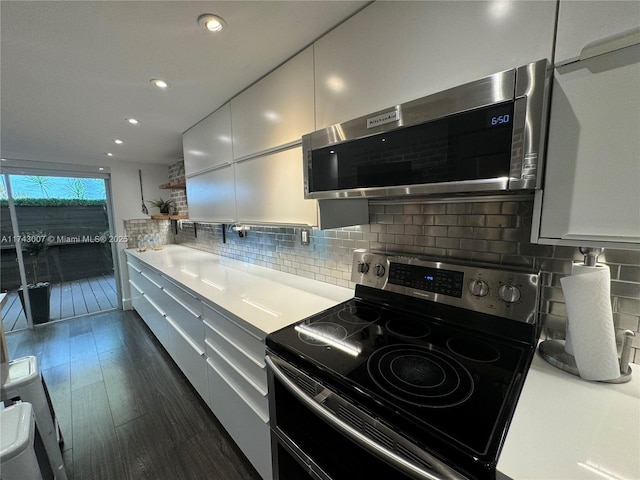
1,1,369,166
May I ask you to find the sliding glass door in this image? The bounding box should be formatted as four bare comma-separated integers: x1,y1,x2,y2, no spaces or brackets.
1,168,119,331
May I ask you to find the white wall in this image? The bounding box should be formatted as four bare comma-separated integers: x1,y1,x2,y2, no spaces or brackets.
106,160,169,306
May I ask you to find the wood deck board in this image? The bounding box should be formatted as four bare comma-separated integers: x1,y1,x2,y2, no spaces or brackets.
1,275,116,332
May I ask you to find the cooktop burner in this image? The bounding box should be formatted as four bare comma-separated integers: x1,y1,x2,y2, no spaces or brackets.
385,318,431,338
368,344,474,408
297,322,347,346
337,305,380,323
447,337,502,363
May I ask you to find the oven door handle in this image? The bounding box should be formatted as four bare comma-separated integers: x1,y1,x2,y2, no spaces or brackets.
266,355,459,480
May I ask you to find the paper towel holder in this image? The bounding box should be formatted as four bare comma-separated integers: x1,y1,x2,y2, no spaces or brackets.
579,246,604,266
538,330,634,384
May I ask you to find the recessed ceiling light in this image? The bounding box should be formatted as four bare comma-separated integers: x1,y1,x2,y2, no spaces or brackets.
125,118,140,125
114,139,124,145
198,14,226,32
106,152,113,157
150,78,169,89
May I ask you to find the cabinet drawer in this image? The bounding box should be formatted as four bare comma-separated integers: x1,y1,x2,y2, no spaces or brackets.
158,274,202,315
164,301,205,351
128,263,165,308
130,280,168,347
204,327,267,394
160,278,205,350
166,317,208,402
206,343,267,417
202,303,265,363
206,359,272,480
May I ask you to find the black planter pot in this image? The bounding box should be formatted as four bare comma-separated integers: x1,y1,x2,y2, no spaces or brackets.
18,283,51,324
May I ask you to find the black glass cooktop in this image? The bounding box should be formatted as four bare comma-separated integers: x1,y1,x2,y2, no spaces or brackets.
267,289,535,468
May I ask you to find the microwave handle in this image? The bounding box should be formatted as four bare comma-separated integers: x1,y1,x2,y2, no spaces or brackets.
266,355,459,480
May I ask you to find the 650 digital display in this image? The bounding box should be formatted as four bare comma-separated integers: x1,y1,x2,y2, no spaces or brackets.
486,105,513,128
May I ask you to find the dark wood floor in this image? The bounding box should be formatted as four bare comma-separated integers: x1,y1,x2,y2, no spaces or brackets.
2,274,118,332
5,310,263,480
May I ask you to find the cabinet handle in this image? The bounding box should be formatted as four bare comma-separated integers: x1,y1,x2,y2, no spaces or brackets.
166,316,206,357
140,271,162,289
144,294,167,317
206,339,267,396
162,274,199,299
580,27,640,62
129,280,143,294
202,310,263,342
204,323,264,368
163,288,202,318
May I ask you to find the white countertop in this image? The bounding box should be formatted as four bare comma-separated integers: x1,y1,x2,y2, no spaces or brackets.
498,348,640,479
125,245,354,335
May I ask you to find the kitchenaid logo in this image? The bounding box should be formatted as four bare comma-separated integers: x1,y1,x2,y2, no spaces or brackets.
366,109,399,128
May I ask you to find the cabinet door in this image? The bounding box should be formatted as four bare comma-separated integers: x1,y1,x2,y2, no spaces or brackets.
314,1,557,128
554,1,640,66
185,164,237,223
234,146,318,226
537,45,640,247
183,104,233,176
231,47,314,159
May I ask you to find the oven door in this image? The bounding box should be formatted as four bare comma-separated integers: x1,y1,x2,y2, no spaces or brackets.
266,354,467,480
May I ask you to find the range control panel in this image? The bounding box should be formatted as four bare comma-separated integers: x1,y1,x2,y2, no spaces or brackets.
351,249,540,324
389,263,464,298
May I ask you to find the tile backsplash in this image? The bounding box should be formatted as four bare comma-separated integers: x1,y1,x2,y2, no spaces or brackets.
125,198,640,364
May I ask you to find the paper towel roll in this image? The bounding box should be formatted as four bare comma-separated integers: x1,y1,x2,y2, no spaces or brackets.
560,263,620,381
564,263,602,355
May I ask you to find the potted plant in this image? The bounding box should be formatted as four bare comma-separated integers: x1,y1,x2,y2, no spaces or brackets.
17,230,52,324
150,197,175,215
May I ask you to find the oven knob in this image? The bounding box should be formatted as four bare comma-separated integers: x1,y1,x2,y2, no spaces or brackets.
373,264,386,277
499,284,521,303
469,279,489,297
357,261,370,274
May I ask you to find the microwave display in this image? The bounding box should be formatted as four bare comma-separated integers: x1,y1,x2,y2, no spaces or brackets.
308,102,515,193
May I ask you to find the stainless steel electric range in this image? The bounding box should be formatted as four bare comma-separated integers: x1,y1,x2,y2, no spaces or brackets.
266,250,540,480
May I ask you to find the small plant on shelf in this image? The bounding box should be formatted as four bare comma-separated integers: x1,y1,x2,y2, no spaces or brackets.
149,197,175,214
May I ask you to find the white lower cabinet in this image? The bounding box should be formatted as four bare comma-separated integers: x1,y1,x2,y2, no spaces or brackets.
202,302,272,480
126,253,273,480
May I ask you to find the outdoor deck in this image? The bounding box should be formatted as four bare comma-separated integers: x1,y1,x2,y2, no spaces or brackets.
1,274,117,332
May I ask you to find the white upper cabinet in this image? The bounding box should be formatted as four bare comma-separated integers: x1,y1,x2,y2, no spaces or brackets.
231,46,315,160
234,146,321,226
183,104,233,176
553,0,640,66
535,1,640,249
314,1,557,128
186,165,237,223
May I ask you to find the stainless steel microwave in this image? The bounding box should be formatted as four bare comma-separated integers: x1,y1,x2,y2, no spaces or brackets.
303,59,551,200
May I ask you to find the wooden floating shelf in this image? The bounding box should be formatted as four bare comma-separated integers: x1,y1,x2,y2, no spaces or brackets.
150,214,189,220
159,180,186,189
